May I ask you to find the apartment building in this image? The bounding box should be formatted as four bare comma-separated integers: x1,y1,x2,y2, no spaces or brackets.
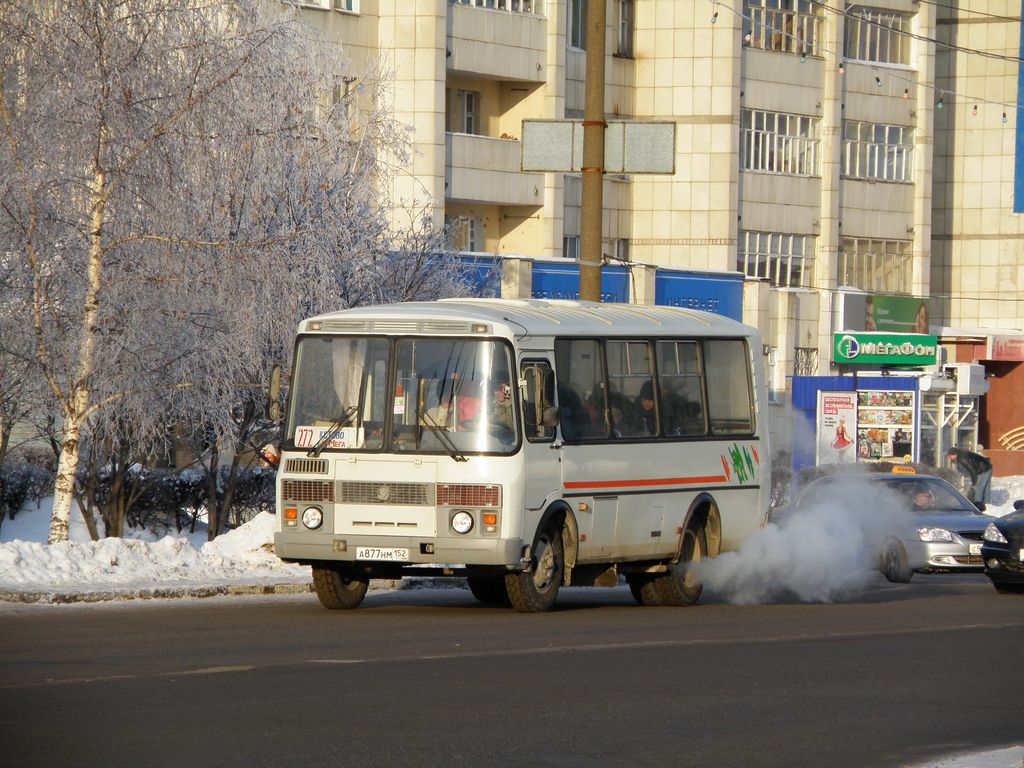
297,1,1024,470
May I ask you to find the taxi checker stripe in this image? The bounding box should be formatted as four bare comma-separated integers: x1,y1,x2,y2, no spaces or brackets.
564,474,727,490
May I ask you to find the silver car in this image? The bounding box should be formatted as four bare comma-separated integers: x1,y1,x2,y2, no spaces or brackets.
775,472,996,583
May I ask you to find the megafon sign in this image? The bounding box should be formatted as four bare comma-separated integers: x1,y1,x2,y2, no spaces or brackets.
833,333,938,366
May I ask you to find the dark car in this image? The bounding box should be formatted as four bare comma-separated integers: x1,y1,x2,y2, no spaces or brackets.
981,500,1024,594
771,472,996,583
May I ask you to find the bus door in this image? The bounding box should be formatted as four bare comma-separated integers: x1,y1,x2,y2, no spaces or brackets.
519,359,560,514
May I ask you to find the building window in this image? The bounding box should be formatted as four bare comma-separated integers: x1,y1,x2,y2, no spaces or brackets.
842,121,913,182
453,0,540,10
614,0,634,58
839,238,912,294
738,231,814,288
844,7,911,65
612,238,630,262
447,89,481,135
448,216,483,252
563,235,580,260
741,109,819,176
567,0,587,50
743,0,823,56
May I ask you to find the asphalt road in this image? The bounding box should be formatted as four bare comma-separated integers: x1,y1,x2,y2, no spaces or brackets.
1,575,1021,768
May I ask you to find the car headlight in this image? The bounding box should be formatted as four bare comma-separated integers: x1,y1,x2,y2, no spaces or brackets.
451,510,474,535
918,527,954,543
983,523,1008,544
302,506,324,530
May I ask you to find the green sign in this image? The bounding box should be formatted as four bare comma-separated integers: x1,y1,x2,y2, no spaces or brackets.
867,295,930,334
833,332,938,366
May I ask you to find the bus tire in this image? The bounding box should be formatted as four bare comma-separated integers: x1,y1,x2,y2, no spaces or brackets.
467,576,510,605
312,566,369,609
505,524,563,613
626,574,662,606
653,520,706,607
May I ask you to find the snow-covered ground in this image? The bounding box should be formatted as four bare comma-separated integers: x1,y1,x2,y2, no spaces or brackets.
1,476,1022,601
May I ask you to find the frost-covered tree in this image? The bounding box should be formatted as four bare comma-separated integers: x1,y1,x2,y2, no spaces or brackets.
0,0,471,542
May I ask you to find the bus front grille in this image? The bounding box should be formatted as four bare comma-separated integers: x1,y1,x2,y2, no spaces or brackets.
283,458,328,474
340,481,436,506
281,479,335,502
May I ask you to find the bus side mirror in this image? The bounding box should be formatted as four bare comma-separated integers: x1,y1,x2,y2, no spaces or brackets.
541,405,559,427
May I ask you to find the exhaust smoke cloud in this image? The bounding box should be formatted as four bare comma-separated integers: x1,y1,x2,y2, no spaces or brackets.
696,475,912,604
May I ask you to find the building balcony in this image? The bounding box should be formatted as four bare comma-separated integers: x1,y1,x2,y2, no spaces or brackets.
445,132,544,206
448,1,547,82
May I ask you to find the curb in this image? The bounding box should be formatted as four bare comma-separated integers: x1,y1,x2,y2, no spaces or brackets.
0,576,464,605
0,582,314,605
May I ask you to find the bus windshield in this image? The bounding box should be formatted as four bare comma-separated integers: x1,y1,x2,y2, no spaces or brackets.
286,335,518,455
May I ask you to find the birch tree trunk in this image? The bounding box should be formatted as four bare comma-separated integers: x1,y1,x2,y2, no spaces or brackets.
48,129,107,544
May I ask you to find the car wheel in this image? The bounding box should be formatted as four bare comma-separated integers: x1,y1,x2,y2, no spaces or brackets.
312,566,369,609
992,581,1024,595
880,540,913,584
650,519,706,607
505,524,563,613
467,575,510,605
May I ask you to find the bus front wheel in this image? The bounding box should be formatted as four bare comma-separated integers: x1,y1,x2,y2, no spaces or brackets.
505,525,563,613
652,520,706,606
312,566,370,609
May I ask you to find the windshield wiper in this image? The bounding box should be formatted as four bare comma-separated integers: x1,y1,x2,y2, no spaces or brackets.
307,406,359,458
419,411,467,463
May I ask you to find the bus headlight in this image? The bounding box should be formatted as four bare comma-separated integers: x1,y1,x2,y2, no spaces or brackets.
451,511,474,535
302,506,324,530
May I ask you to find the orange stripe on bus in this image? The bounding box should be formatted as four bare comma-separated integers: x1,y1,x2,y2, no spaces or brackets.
563,475,728,490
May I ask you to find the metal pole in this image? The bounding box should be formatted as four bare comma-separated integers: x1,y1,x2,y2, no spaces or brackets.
579,0,606,302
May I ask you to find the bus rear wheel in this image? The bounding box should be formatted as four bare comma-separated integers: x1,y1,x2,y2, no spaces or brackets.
626,574,662,606
312,566,369,609
505,525,563,613
652,521,706,607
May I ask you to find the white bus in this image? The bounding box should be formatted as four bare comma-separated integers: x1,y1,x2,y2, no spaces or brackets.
275,299,770,612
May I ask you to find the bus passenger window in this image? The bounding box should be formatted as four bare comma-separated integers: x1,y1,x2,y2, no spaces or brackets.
704,340,754,434
656,340,707,436
606,340,655,438
554,339,608,440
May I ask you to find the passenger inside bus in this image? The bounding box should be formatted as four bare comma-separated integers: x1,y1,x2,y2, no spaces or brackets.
422,382,454,430
635,380,658,436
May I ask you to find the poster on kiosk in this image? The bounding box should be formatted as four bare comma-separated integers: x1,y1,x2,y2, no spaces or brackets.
816,390,917,465
816,391,858,465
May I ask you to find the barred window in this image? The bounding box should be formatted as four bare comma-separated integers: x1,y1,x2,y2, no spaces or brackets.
839,238,912,294
738,231,815,288
794,347,818,376
743,1,823,56
844,7,911,65
741,109,819,176
451,0,540,12
842,121,913,182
